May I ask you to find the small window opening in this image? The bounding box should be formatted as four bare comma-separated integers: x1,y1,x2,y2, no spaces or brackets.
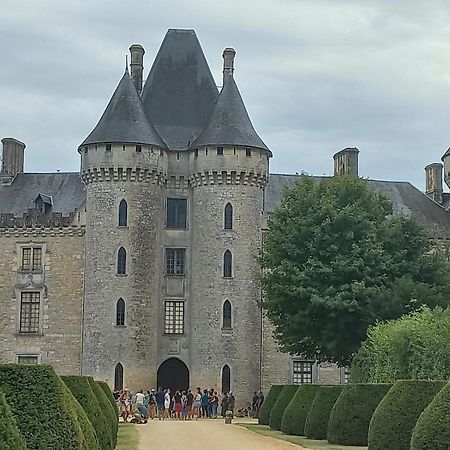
122,145,126,151
136,145,142,153
223,300,232,328
223,250,232,278
116,298,125,326
246,148,252,157
224,203,233,230
114,363,124,391
117,247,127,275
217,146,224,155
106,144,112,151
206,148,208,155
177,152,180,160
194,149,199,157
222,365,231,394
118,199,128,227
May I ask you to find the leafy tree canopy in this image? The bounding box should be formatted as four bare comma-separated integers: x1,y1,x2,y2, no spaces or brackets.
261,175,450,365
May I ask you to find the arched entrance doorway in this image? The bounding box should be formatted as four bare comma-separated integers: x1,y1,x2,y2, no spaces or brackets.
157,358,189,393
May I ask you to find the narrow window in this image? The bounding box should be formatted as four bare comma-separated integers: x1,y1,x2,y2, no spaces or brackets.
17,355,39,364
224,203,233,230
194,148,199,157
246,148,252,157
122,145,126,151
106,144,112,151
222,301,232,328
114,363,124,391
166,198,187,229
166,248,186,275
32,248,42,270
164,301,184,334
20,292,40,333
116,298,125,326
292,361,313,384
118,200,128,227
22,248,31,270
84,147,88,154
117,247,127,275
217,146,224,155
223,250,232,278
177,152,180,160
222,365,231,394
136,145,142,153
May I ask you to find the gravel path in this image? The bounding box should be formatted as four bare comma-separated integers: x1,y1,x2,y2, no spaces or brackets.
137,418,305,449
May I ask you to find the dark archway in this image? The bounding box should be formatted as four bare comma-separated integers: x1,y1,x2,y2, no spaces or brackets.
114,362,124,391
157,358,189,394
222,364,231,394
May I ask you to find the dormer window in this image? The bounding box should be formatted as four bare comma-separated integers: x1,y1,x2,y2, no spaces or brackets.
136,145,142,152
34,194,53,215
106,144,112,151
217,147,224,155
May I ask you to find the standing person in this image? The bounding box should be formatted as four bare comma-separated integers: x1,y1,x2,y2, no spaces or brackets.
163,389,171,420
186,389,194,420
134,390,145,408
227,391,236,417
211,391,219,418
192,387,201,419
148,389,157,419
251,391,259,418
207,389,214,418
221,392,228,418
256,390,264,417
181,391,188,420
201,389,209,418
174,390,182,420
155,387,165,420
119,389,131,422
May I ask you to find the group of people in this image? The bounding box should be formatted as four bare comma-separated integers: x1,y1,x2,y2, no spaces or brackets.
114,387,238,423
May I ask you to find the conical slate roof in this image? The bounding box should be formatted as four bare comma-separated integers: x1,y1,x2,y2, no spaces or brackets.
141,29,219,150
81,70,166,148
192,76,271,154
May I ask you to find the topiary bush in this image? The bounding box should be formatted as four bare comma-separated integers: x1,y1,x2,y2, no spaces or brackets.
304,385,344,439
97,381,119,419
368,380,446,450
280,384,320,436
0,364,99,450
62,376,113,450
269,385,299,430
411,380,450,450
327,383,391,446
88,378,118,448
259,385,284,425
0,391,27,450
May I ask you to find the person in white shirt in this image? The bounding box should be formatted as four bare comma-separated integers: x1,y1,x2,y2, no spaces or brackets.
163,389,171,419
135,390,145,406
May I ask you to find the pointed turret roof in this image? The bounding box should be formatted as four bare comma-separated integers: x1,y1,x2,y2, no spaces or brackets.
141,29,219,150
80,70,166,148
192,76,271,154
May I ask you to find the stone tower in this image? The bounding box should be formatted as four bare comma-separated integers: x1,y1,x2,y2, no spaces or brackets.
79,66,168,389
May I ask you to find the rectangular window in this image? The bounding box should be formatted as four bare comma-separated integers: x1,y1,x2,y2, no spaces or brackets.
217,146,224,155
21,247,42,271
166,198,187,229
246,148,252,157
164,301,184,334
106,144,112,151
20,292,40,333
17,355,39,364
343,367,350,384
166,248,186,275
136,145,142,152
292,360,313,384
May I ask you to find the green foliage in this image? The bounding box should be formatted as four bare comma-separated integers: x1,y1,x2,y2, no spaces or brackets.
304,385,344,439
368,380,445,450
327,383,391,446
0,364,99,450
280,384,320,436
259,385,284,425
97,381,119,419
269,385,299,430
88,378,118,448
351,306,450,383
411,380,450,450
62,376,113,450
0,391,27,450
261,175,450,365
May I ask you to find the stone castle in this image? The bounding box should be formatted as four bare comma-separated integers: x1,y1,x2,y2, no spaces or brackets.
1,29,450,403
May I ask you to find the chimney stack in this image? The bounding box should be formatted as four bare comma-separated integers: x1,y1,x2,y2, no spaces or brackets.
129,44,145,94
425,163,443,204
333,147,359,176
222,48,236,85
1,138,26,176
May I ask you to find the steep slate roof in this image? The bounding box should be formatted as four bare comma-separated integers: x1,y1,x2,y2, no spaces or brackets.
0,173,85,216
141,29,219,150
265,174,450,238
80,70,166,148
192,76,271,154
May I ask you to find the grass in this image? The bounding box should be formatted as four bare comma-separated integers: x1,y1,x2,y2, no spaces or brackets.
116,422,140,450
238,424,368,450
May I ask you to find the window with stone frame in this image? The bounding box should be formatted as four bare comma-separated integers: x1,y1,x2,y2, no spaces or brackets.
222,300,232,328
117,247,127,275
118,199,128,227
16,355,39,364
224,203,233,230
19,292,40,333
21,247,42,271
223,250,232,278
116,298,125,326
292,360,313,384
166,248,186,275
166,198,187,229
164,301,184,334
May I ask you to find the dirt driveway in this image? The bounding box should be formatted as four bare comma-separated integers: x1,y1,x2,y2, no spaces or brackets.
137,418,306,449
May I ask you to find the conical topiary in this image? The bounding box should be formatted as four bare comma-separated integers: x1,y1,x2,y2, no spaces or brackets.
0,391,27,450
258,385,284,425
269,385,299,430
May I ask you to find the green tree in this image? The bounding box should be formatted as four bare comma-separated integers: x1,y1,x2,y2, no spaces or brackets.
261,175,450,365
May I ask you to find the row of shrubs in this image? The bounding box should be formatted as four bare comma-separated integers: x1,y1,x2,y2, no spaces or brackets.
0,364,119,450
259,380,450,449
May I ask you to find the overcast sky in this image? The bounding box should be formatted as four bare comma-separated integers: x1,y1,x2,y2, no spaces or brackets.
2,0,450,189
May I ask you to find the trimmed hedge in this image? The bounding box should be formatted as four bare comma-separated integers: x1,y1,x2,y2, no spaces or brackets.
368,380,446,450
269,385,299,430
281,384,320,436
0,391,27,450
259,385,284,425
0,364,99,450
411,380,450,450
97,381,119,419
88,378,118,448
327,383,391,446
62,375,113,450
304,385,344,439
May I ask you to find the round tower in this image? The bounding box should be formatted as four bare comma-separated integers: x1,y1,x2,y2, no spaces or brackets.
79,62,168,390
187,48,271,403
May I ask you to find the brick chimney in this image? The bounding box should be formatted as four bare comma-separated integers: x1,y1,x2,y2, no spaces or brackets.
223,48,236,85
333,147,359,176
425,163,443,204
129,44,145,94
1,138,26,176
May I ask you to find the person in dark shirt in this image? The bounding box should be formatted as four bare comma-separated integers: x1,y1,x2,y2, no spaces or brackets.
155,387,165,420
201,389,209,418
186,389,194,419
